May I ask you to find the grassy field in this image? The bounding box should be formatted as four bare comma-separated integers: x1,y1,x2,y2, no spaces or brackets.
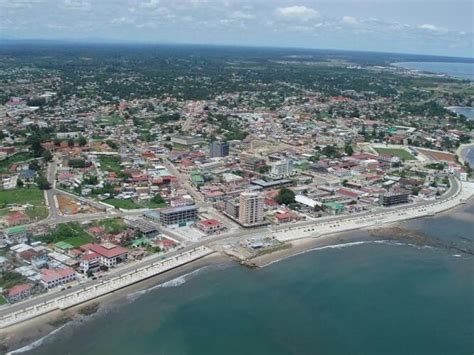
104,198,142,209
95,218,127,234
25,206,49,220
0,152,34,173
0,271,27,290
99,155,122,174
99,115,124,126
143,200,167,209
35,222,95,247
66,235,95,247
0,188,45,208
105,198,166,210
374,147,416,161
0,296,7,305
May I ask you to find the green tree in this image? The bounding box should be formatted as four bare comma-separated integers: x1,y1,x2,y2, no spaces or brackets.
321,145,339,158
29,160,41,171
151,193,165,205
30,136,44,158
36,175,51,190
256,165,271,174
78,135,87,147
16,179,24,188
68,158,86,169
344,144,354,156
275,188,296,205
42,149,53,162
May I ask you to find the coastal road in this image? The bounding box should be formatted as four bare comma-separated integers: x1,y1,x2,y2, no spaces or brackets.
0,243,213,318
0,177,465,321
161,157,205,204
45,159,60,220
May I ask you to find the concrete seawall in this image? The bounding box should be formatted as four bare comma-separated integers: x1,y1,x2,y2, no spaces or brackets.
0,246,214,329
274,180,473,242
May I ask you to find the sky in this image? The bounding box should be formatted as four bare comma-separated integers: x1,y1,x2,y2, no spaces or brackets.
0,0,473,57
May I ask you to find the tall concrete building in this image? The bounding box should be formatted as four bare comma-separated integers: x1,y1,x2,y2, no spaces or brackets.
239,191,264,226
209,141,229,158
269,158,294,178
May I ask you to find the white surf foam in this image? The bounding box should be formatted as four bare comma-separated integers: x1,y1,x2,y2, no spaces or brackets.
262,241,375,267
7,324,67,354
126,263,229,301
262,239,438,268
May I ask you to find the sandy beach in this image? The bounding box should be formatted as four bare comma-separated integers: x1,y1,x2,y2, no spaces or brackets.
1,197,472,354
456,142,474,165
0,253,230,354
244,196,473,268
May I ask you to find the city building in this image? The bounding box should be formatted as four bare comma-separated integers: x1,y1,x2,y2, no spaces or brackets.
250,179,293,189
4,226,29,244
6,283,33,303
155,205,198,228
322,202,345,215
269,159,294,178
380,189,410,206
79,252,101,274
239,191,265,226
275,210,301,223
81,243,128,268
5,211,30,227
124,217,159,238
209,141,229,158
197,219,226,234
224,199,240,219
40,268,77,289
171,135,205,146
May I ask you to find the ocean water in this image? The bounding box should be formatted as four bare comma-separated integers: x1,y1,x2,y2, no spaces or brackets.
464,148,474,168
18,203,474,355
446,106,474,120
394,62,474,81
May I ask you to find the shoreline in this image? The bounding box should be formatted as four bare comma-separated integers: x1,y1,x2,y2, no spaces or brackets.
2,196,472,353
0,253,230,353
455,142,474,165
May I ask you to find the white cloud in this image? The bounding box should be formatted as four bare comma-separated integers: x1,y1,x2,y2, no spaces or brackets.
341,16,358,25
0,0,43,9
275,6,319,22
189,0,206,5
111,17,135,25
63,0,91,11
231,10,255,20
136,22,157,29
287,25,313,32
418,24,437,31
139,0,160,9
47,23,66,29
418,23,446,32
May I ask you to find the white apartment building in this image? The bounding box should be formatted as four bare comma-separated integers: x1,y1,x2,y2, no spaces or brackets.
269,159,294,178
239,191,265,226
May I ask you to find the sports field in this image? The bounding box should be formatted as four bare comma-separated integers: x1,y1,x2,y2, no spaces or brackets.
374,147,416,161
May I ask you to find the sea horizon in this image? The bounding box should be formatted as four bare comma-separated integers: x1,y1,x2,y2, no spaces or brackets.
394,61,474,81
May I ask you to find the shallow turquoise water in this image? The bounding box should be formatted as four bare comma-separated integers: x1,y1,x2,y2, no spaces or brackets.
24,204,474,355
395,62,474,80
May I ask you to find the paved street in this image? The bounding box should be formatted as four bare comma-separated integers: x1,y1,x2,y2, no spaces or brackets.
2,159,467,326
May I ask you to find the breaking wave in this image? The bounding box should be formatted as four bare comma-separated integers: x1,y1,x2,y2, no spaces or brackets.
7,324,67,354
262,240,436,267
126,263,229,301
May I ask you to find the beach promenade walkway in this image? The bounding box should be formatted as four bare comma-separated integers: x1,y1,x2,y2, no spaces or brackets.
0,246,213,329
274,178,473,241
